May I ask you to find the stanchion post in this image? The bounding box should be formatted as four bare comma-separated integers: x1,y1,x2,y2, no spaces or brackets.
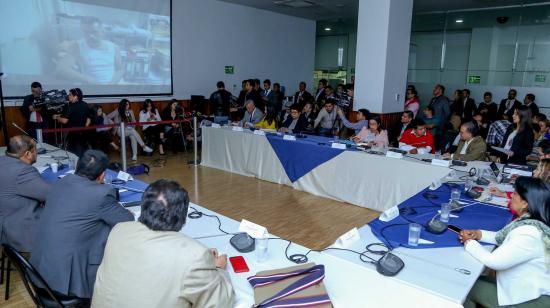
187,116,200,165
120,122,127,172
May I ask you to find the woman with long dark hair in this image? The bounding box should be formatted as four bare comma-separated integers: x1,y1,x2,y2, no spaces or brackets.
255,106,278,130
107,99,152,160
139,99,164,155
352,116,389,148
460,177,550,307
498,106,534,164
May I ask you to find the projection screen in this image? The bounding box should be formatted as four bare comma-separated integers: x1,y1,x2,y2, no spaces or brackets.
0,0,172,98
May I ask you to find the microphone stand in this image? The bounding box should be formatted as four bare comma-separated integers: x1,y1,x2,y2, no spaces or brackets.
0,73,8,144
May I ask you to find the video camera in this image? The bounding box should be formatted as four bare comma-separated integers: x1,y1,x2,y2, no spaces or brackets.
34,89,69,112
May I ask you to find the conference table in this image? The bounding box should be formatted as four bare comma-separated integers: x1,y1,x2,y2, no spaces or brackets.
14,143,513,307
202,126,456,211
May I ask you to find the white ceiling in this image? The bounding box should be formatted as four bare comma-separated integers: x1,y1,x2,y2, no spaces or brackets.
219,0,550,20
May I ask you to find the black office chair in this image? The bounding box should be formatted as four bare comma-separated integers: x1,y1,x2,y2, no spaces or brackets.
2,244,90,308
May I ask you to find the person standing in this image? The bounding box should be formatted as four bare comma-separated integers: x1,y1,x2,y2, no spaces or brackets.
428,84,451,150
21,82,46,139
52,88,90,157
497,89,521,121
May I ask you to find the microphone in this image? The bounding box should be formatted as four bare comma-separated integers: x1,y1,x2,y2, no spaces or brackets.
11,122,47,154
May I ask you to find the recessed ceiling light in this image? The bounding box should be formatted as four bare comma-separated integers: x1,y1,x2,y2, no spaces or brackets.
455,19,464,23
324,27,332,31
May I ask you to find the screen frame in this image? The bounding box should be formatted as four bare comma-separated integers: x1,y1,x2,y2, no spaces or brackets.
4,0,174,100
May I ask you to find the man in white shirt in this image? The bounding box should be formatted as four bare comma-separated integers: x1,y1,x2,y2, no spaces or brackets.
444,122,487,161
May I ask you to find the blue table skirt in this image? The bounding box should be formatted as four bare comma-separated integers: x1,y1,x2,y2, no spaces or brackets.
265,134,356,182
368,183,513,249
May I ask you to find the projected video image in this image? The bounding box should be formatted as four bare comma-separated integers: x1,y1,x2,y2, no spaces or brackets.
0,0,172,96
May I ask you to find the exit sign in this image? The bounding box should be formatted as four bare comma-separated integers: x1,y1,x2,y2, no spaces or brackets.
535,74,546,83
224,66,234,74
467,75,481,84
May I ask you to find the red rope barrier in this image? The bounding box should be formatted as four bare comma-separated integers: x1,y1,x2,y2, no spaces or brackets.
41,118,194,134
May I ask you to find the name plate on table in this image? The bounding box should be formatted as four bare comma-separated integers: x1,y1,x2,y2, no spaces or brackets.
331,142,347,150
253,129,266,136
386,151,403,159
334,227,361,248
232,126,244,132
431,159,451,168
211,123,221,128
239,219,268,238
283,134,296,141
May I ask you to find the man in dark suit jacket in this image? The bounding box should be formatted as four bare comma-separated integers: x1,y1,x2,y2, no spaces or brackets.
20,82,47,139
0,135,50,252
313,79,327,105
293,81,313,109
30,150,134,299
523,93,539,117
261,79,278,111
389,111,414,147
456,89,477,123
497,89,521,121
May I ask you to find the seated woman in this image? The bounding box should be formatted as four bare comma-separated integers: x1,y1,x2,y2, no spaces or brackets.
460,176,550,307
495,106,534,165
91,105,118,152
255,106,278,130
139,99,165,155
279,104,307,134
351,116,388,148
399,119,435,154
107,99,153,160
161,99,185,153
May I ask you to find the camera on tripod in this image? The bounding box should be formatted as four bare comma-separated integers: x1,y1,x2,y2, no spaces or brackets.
34,89,69,113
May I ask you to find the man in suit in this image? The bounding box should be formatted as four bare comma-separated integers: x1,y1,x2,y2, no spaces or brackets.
293,81,313,109
389,111,414,147
238,100,264,128
262,79,278,111
457,89,477,123
0,135,50,252
444,122,487,162
30,150,134,299
92,180,234,308
523,93,539,117
20,82,47,139
498,89,521,121
314,79,327,105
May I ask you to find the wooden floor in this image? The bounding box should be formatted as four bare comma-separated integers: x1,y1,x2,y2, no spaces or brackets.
1,151,379,307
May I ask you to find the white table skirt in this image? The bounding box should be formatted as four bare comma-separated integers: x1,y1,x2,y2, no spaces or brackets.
201,127,452,211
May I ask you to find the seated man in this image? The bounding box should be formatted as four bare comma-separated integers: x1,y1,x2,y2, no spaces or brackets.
399,119,435,154
337,107,370,135
0,135,50,252
443,122,487,161
238,100,264,128
30,150,134,299
389,111,414,147
314,99,339,136
92,180,235,307
279,104,308,134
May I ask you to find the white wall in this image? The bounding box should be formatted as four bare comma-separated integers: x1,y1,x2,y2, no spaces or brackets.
173,0,315,99
4,0,316,105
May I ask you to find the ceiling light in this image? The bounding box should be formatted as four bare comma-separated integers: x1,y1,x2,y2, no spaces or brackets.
455,19,464,23
324,27,332,31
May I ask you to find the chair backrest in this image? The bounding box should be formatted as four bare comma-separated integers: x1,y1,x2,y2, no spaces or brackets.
2,244,63,308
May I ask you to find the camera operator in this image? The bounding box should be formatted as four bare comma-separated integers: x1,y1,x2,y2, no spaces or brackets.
52,88,90,157
20,82,47,139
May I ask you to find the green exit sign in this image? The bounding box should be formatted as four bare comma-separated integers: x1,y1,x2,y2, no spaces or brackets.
467,75,481,84
224,66,234,74
535,74,546,83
